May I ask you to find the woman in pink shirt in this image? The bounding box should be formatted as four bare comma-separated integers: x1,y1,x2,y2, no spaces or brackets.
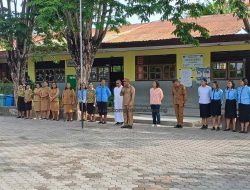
150,80,164,127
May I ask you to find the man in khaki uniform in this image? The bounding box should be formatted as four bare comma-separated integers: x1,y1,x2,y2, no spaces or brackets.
172,79,187,128
120,78,135,129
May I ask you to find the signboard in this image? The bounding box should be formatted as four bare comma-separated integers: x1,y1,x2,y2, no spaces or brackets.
182,54,204,69
180,69,192,87
196,68,211,85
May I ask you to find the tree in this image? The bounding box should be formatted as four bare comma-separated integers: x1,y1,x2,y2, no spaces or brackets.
31,0,212,83
188,0,250,33
0,0,37,94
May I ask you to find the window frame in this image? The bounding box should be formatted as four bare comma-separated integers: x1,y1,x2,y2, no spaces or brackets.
135,55,177,81
211,61,245,80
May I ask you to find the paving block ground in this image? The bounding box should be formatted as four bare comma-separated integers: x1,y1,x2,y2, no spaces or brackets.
0,116,250,190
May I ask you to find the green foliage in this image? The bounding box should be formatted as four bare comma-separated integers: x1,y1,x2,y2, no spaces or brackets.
187,0,249,18
0,83,14,95
31,0,213,47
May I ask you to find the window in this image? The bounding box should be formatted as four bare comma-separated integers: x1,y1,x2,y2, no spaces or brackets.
89,66,110,82
35,61,65,83
135,55,176,80
149,66,162,80
111,65,123,72
229,62,244,79
212,61,245,80
212,63,227,79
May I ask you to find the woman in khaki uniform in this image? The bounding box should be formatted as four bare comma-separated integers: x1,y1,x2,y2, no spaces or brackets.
62,83,76,121
40,81,51,119
33,83,42,119
49,82,60,121
86,83,96,122
17,85,25,118
24,84,33,119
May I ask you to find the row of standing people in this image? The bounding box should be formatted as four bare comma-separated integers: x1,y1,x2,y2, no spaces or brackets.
198,78,250,133
147,78,250,132
16,77,250,131
16,78,136,128
78,79,135,129
17,81,76,121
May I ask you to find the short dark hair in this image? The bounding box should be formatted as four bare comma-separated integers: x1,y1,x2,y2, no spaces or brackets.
241,78,248,86
153,80,160,88
172,79,180,84
201,78,207,83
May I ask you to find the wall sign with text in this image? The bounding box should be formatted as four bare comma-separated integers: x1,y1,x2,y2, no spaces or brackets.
182,54,204,69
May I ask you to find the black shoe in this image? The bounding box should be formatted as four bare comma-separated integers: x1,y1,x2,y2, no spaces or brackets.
174,125,179,128
232,130,236,132
17,116,21,118
179,125,183,128
216,127,220,131
239,131,245,133
115,122,119,125
121,125,128,128
211,127,215,130
201,125,208,129
98,121,102,124
224,128,230,131
127,125,132,129
119,122,123,125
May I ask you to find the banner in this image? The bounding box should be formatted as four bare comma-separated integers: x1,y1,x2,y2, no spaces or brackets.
196,68,211,85
180,69,192,87
182,54,204,69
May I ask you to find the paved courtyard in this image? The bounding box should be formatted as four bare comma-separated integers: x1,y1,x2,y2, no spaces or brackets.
0,116,250,190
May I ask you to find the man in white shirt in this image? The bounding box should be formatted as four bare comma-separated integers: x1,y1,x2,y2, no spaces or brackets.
198,78,212,129
114,80,124,125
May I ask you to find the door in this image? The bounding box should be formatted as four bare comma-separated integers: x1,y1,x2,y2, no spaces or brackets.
110,65,124,90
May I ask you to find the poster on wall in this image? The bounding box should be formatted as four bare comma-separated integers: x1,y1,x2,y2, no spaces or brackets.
182,54,204,69
180,69,192,87
196,68,211,85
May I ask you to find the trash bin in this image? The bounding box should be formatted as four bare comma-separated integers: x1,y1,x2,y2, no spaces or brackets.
67,75,77,90
5,95,15,106
0,94,6,106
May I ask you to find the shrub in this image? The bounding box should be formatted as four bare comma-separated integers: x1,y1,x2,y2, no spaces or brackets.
0,83,14,95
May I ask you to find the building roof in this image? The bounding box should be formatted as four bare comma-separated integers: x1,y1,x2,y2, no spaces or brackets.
102,14,246,43
0,14,249,55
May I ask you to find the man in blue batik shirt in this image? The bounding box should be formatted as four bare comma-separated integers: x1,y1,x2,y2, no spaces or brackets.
96,79,112,124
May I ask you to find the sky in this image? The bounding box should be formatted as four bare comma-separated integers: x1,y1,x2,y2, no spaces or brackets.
4,0,206,24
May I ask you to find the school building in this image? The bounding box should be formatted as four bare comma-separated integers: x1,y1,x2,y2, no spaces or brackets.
0,14,250,110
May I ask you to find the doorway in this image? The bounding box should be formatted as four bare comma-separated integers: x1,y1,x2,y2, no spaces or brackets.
92,57,124,90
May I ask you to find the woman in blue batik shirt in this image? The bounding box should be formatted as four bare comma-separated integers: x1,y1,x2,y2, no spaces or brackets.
210,81,224,131
224,80,237,132
78,83,88,121
237,78,250,133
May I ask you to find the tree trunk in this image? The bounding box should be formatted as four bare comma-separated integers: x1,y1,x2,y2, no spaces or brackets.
75,46,96,85
65,29,97,86
6,50,27,98
243,18,250,35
